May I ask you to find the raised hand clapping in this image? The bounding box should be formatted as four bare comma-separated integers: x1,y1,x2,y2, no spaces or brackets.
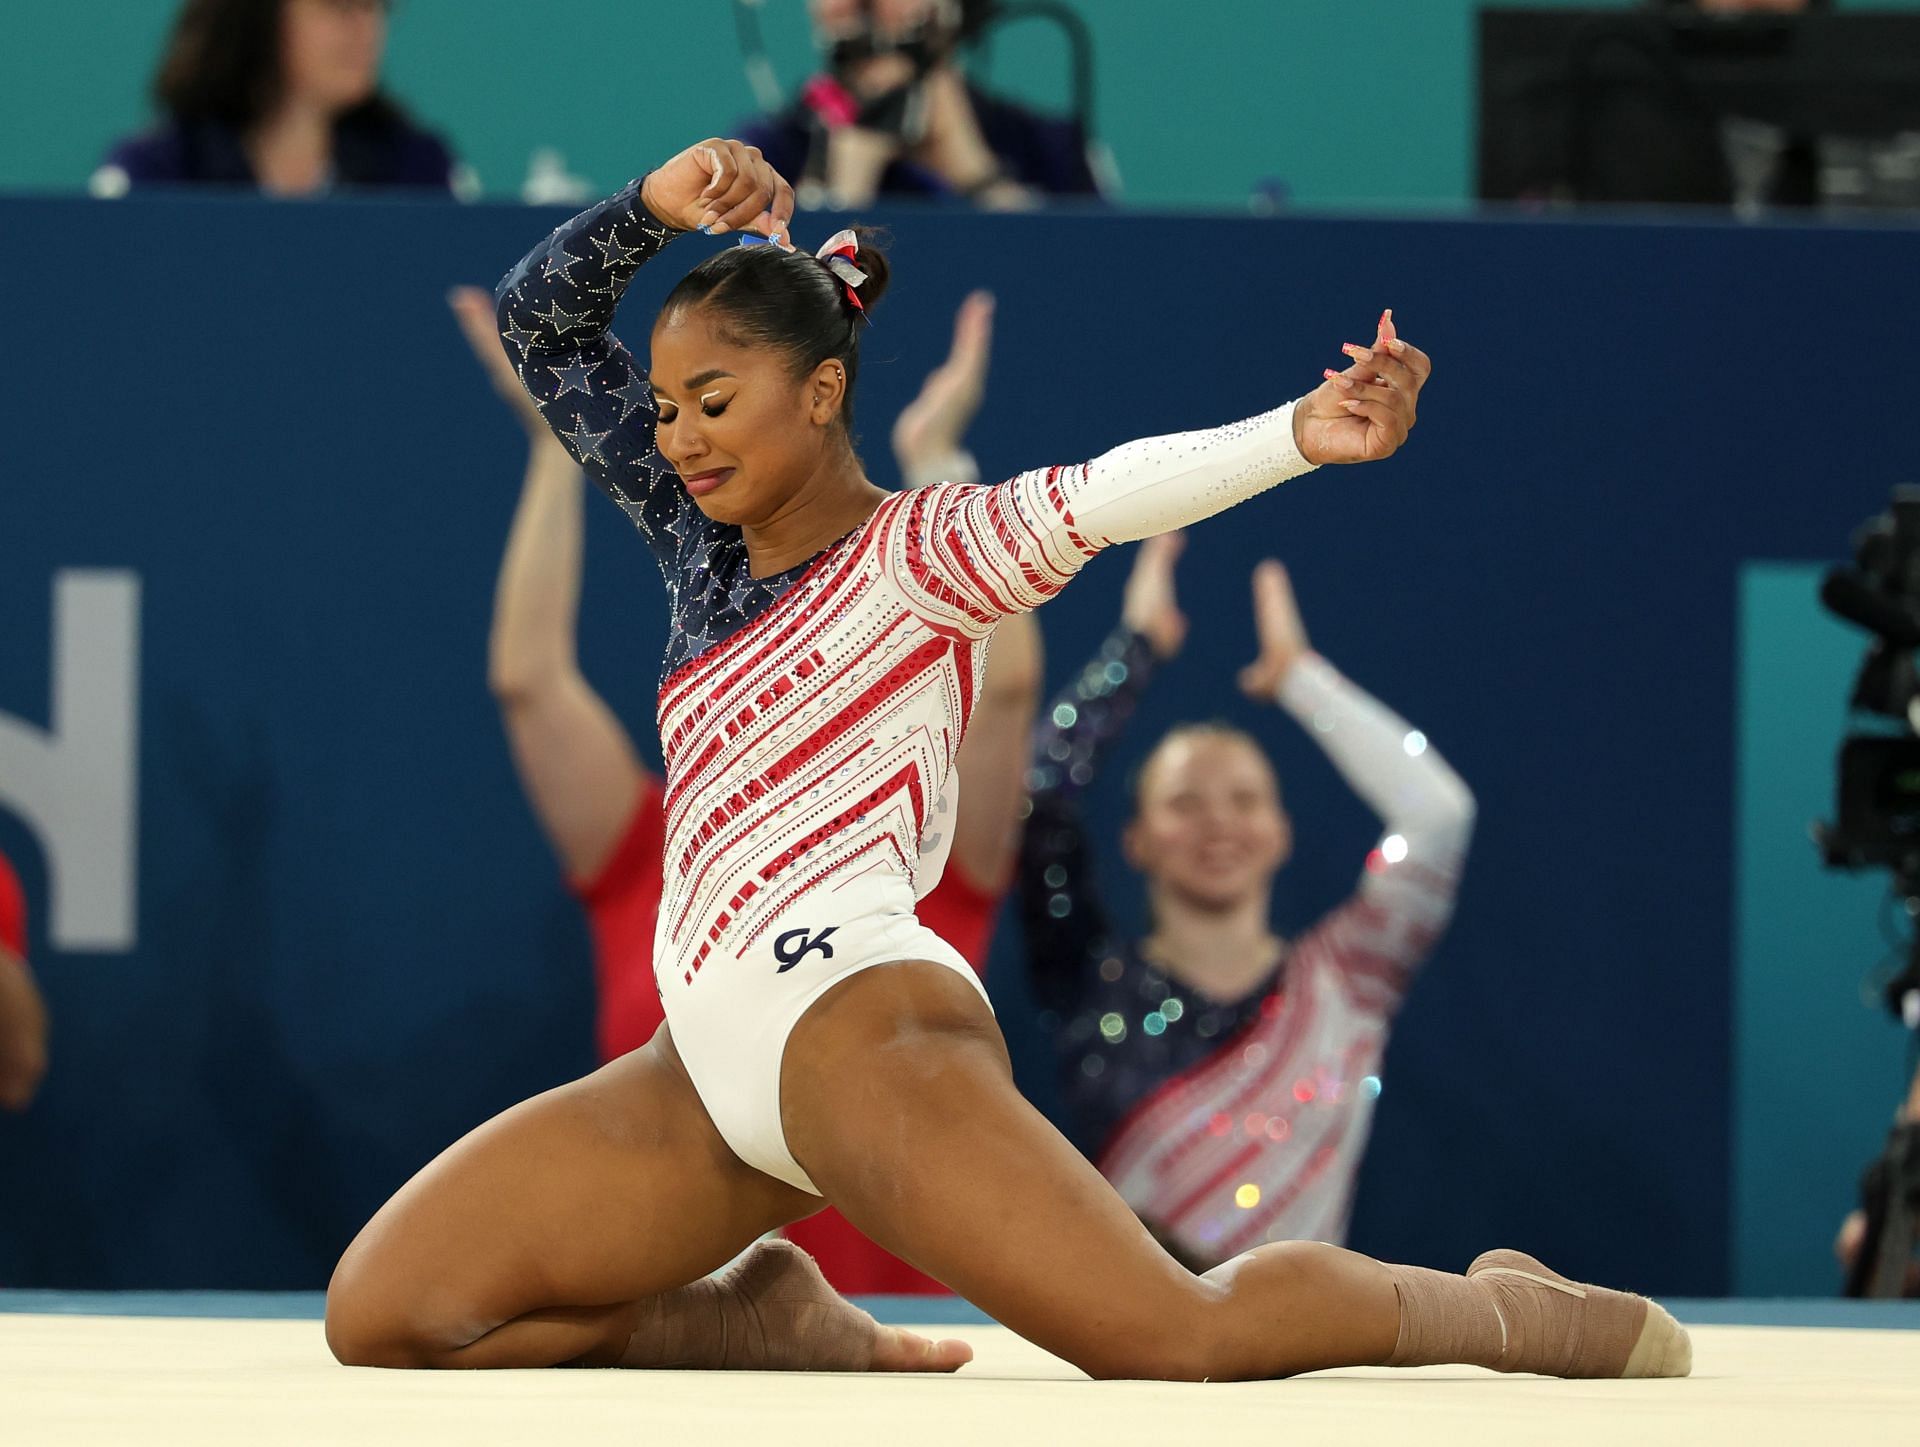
1121,532,1189,660
1237,559,1311,700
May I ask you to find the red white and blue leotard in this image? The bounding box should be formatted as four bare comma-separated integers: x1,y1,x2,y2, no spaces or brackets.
497,179,1317,1191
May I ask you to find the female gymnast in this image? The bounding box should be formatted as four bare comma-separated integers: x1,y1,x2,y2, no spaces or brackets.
1020,536,1474,1269
326,137,1690,1381
448,282,1038,1293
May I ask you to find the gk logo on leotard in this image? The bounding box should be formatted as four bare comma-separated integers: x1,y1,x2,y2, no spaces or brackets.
773,926,839,973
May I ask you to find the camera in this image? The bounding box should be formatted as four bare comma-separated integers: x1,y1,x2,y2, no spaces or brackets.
1817,484,1920,1026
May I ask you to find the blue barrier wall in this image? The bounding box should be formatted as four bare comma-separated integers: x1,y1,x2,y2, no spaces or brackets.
2,193,1916,1293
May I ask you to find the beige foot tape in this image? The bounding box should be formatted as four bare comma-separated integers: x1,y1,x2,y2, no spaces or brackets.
1465,1249,1692,1379
1385,1249,1691,1379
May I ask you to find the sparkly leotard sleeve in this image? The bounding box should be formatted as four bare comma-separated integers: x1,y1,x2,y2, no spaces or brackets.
494,180,675,515
1017,627,1160,1014
1270,653,1475,1015
494,181,814,677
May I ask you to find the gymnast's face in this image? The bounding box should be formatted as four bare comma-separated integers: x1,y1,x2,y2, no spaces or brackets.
649,305,847,529
1125,731,1292,914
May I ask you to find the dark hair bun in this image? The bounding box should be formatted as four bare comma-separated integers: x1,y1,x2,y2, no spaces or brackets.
847,226,892,314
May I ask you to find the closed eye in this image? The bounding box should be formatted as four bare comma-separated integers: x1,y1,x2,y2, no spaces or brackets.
653,400,730,422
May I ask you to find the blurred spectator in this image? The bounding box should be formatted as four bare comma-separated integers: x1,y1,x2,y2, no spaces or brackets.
93,0,467,199
448,282,1041,1292
0,850,48,1113
1018,541,1474,1269
739,0,1102,208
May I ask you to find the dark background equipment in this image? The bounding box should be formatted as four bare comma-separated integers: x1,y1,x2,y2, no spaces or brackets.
1477,7,1920,209
1817,487,1920,1298
1816,487,1920,1026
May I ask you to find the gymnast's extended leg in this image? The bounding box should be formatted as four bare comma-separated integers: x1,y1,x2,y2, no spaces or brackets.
781,960,1689,1382
325,1026,970,1371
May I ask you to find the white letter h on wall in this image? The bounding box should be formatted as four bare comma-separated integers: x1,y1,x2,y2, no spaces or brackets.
0,571,141,951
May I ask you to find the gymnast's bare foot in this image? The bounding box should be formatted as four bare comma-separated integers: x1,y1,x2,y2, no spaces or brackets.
626,1240,973,1372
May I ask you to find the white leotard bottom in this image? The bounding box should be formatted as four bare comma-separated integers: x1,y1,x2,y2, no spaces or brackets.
661,879,990,1195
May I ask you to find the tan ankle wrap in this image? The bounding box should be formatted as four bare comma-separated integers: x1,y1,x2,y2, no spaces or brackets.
1383,1262,1505,1369
1385,1251,1676,1378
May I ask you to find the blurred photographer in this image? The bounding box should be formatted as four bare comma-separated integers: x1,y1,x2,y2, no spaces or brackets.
737,0,1103,208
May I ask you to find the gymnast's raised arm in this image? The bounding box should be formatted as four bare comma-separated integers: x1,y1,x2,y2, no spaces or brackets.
494,140,795,508
896,312,1431,630
1077,310,1429,544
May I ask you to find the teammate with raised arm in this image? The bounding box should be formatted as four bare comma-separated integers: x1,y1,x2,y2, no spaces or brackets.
1021,538,1474,1268
327,138,1690,1382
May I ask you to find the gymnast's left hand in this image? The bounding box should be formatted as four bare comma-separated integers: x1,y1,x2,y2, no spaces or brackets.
1291,310,1431,466
640,137,796,243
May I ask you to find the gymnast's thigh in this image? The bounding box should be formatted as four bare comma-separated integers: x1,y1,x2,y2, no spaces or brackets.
329,1026,818,1332
778,961,1215,1380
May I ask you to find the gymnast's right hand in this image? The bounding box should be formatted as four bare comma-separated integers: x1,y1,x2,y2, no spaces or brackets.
639,138,796,244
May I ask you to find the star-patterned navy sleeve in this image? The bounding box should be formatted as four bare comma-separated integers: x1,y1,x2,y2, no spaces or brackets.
495,178,688,569
1017,626,1160,1012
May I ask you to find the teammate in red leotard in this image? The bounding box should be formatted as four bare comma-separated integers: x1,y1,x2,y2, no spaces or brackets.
0,850,47,1114
327,137,1690,1382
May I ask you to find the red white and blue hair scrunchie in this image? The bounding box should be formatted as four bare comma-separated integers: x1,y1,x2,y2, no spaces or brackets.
812,229,869,313
738,227,870,315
